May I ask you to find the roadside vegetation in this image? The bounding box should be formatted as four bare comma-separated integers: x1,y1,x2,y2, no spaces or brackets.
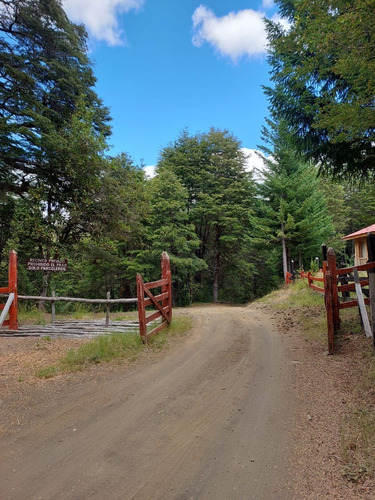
35,315,192,379
260,279,375,484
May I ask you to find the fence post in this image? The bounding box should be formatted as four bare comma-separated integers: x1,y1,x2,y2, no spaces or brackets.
51,289,56,325
137,274,147,343
8,250,18,330
106,291,110,327
161,252,172,323
324,270,335,354
308,271,313,289
366,233,375,347
327,247,340,332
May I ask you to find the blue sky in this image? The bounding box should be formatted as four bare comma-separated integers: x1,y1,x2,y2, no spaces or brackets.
62,1,284,171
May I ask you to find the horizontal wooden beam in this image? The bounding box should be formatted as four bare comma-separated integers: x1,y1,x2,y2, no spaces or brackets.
143,279,168,290
146,320,169,340
336,261,375,276
339,298,370,310
17,295,137,304
145,307,170,324
338,280,369,293
144,292,169,308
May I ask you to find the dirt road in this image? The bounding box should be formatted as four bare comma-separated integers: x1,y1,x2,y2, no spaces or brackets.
0,305,294,500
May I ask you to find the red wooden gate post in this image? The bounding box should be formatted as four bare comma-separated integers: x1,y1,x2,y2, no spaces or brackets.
8,250,18,330
136,274,147,343
324,270,335,354
327,247,340,332
161,252,172,322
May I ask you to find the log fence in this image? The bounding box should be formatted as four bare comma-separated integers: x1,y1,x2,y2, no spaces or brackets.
0,251,172,341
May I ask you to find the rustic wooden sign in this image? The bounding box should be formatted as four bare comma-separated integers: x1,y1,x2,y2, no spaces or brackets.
27,258,68,272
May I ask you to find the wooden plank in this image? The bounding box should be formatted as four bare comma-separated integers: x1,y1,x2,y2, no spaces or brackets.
337,261,375,276
143,279,168,290
339,298,370,309
146,320,168,340
146,307,170,324
354,268,372,338
311,276,324,283
143,287,170,323
338,281,369,293
310,284,325,293
144,292,169,308
0,287,9,293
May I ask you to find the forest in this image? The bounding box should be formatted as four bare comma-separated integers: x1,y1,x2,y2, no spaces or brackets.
1,0,374,308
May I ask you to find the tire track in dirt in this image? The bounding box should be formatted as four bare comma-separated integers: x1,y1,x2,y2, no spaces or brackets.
0,305,294,500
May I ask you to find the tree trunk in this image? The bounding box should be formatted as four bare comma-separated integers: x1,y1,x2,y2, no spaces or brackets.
213,227,220,303
281,223,288,281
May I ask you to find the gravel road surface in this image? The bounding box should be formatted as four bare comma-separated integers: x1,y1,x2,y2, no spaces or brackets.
0,305,294,500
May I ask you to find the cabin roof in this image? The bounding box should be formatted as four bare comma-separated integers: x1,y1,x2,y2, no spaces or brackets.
342,223,375,241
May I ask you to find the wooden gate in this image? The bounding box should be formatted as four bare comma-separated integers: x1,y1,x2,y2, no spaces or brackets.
136,252,172,343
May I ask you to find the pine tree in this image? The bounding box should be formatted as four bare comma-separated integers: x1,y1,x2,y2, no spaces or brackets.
257,119,334,278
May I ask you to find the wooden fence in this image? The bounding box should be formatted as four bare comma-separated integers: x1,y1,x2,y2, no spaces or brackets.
0,251,172,342
299,237,375,354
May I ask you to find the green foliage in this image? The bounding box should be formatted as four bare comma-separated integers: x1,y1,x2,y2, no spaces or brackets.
266,0,375,180
157,128,256,303
257,119,335,278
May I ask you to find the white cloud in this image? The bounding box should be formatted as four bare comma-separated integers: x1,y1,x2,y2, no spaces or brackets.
241,148,268,181
262,0,275,8
62,0,144,46
192,6,288,61
143,165,156,179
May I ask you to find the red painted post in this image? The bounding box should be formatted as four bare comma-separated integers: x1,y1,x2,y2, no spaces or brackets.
307,271,312,289
8,250,18,330
327,247,340,332
161,252,172,323
136,274,147,343
324,270,335,354
322,260,327,287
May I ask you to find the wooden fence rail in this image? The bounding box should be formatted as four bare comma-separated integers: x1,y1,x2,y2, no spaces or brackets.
0,251,173,341
299,239,375,354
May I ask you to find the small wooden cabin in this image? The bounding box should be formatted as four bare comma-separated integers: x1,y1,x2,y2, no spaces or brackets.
342,224,375,266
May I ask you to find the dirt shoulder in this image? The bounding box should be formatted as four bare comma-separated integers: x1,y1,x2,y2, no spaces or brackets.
258,290,375,500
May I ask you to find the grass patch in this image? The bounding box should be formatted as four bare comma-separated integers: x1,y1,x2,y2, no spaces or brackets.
148,315,193,349
36,316,193,378
18,305,47,325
